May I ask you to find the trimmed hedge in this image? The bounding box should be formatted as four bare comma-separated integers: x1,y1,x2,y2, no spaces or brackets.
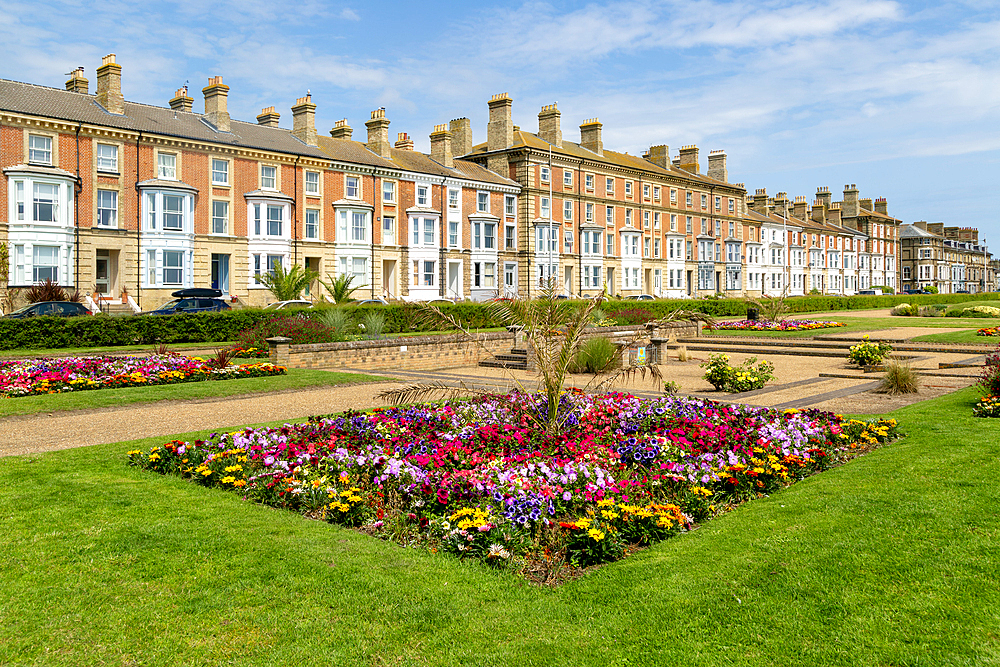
3,292,999,351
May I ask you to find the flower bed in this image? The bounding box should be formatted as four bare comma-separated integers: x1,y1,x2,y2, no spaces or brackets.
977,327,999,337
128,392,901,581
706,320,845,331
0,354,286,397
229,346,270,359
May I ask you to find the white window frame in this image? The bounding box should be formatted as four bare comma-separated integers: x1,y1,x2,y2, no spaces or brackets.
305,208,320,240
305,171,320,195
97,189,118,228
96,144,118,173
211,200,228,235
382,180,395,204
28,135,52,165
261,165,277,191
345,175,360,199
477,191,490,213
158,153,177,180
211,158,229,185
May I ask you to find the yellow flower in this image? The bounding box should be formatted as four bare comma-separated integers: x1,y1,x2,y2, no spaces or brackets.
587,528,606,541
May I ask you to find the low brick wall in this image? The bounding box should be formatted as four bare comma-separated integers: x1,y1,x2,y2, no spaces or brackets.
269,321,698,372
284,331,514,371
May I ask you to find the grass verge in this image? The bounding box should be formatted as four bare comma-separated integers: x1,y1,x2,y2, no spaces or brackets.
911,330,999,345
1,387,998,665
0,368,391,418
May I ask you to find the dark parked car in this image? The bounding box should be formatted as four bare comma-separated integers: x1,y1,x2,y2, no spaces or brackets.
144,288,231,315
3,301,92,318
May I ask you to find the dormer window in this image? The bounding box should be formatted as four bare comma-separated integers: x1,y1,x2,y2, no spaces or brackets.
158,153,177,180
261,165,277,190
346,176,360,199
28,135,52,165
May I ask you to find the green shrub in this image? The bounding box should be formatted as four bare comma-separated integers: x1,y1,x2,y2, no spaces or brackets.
871,285,895,294
923,285,939,294
314,308,353,341
568,336,620,374
876,361,919,395
847,337,893,366
234,316,336,350
360,309,387,340
700,353,775,392
890,303,917,316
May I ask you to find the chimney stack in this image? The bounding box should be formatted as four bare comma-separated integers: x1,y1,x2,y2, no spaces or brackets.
291,94,317,145
678,145,699,173
430,124,453,168
707,150,727,182
330,119,353,141
750,188,770,216
537,103,562,148
792,195,808,220
95,54,123,114
394,132,414,151
579,118,603,156
874,197,888,215
65,67,88,94
365,108,391,159
811,200,827,224
815,186,832,208
859,197,873,213
203,76,230,132
257,106,280,127
169,87,193,112
486,93,513,174
842,184,859,218
827,203,842,226
647,145,669,168
449,117,472,156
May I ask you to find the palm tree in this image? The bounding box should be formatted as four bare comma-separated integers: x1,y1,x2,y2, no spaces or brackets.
257,263,318,302
379,283,713,434
320,273,361,304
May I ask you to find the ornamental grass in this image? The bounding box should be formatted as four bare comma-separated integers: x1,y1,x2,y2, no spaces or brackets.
128,391,901,583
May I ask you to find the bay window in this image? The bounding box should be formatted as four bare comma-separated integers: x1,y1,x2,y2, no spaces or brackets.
32,246,59,283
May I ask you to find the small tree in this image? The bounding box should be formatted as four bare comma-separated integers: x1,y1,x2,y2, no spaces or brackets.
321,273,361,304
380,284,713,433
257,263,318,302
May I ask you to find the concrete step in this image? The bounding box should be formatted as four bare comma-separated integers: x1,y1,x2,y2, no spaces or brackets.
682,336,989,356
479,358,527,370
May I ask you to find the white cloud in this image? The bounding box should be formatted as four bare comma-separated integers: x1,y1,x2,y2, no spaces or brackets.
340,7,360,21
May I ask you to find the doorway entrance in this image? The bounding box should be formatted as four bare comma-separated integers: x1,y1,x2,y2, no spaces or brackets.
95,249,111,295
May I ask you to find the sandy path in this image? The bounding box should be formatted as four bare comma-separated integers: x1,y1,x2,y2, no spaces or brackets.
0,381,402,458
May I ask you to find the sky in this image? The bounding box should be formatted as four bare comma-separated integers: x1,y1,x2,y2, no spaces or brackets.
1,0,997,243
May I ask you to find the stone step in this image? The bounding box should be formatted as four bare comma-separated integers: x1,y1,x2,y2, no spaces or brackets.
681,336,989,356
479,358,527,370
668,343,917,359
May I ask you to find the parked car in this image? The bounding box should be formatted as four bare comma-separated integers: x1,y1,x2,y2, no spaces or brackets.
625,294,656,301
3,301,92,318
858,289,882,296
263,300,313,310
955,289,971,294
143,288,230,315
357,298,389,306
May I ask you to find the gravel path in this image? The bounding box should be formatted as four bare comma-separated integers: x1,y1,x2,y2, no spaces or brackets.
0,381,402,458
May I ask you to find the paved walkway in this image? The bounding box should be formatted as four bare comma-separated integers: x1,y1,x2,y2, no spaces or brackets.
0,381,403,458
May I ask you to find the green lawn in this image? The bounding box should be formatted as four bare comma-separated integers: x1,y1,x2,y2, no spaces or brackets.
1,388,997,665
911,330,1000,345
0,368,391,418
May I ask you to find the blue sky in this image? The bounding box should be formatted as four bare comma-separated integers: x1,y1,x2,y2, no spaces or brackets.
2,0,997,243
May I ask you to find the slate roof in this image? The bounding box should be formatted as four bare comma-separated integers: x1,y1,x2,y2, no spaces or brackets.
900,224,940,239
315,134,518,187
468,129,741,190
0,78,329,159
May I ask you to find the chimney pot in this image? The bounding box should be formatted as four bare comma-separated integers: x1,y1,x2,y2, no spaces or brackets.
257,106,281,127
95,54,124,114
394,132,414,150
169,87,193,113
65,67,88,94
330,119,353,141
